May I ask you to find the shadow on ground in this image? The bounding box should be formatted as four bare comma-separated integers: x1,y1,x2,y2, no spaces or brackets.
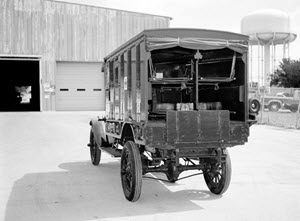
5,161,221,221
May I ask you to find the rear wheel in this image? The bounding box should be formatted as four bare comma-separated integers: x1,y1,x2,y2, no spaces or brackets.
289,107,299,113
268,102,280,112
89,131,101,165
203,149,231,195
120,141,142,202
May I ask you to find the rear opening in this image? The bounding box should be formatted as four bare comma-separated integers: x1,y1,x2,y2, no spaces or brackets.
148,47,246,122
0,59,40,111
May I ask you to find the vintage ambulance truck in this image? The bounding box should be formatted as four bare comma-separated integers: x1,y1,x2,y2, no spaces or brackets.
88,28,259,202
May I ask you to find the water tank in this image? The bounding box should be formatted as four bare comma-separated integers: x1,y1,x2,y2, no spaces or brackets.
241,9,297,45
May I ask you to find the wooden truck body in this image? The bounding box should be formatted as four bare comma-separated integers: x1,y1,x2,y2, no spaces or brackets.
88,28,258,202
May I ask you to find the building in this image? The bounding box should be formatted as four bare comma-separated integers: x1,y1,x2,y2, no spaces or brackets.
0,0,171,111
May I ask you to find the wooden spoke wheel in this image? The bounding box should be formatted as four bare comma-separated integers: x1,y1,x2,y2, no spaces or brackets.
203,149,231,195
89,131,101,165
120,141,142,202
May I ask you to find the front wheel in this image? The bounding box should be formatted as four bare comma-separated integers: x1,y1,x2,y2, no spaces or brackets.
120,141,142,202
89,131,101,165
203,149,231,195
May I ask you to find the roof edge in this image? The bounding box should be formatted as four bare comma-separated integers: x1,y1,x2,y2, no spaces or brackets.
46,0,172,20
143,28,249,38
104,28,249,60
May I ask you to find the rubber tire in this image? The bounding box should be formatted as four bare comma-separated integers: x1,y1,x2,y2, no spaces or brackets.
203,149,232,195
90,131,101,165
268,102,280,112
249,99,260,113
289,107,299,113
120,141,142,202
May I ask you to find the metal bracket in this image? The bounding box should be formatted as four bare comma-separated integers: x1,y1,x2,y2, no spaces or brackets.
216,147,222,165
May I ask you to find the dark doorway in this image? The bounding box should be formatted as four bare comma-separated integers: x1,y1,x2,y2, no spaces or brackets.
0,59,40,111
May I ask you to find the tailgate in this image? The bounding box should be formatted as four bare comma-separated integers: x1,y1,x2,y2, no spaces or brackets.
166,110,230,144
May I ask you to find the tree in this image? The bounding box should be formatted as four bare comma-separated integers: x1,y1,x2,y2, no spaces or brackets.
270,58,300,88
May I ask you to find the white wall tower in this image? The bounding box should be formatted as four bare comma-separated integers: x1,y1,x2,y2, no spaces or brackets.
241,9,297,88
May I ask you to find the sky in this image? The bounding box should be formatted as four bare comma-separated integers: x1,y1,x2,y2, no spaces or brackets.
57,0,300,60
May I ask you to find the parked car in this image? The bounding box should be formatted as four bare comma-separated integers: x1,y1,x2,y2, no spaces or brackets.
262,90,300,112
281,90,300,112
275,92,290,98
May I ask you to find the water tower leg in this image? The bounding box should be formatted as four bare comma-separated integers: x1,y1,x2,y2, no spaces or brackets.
273,44,276,75
250,45,253,85
283,42,286,58
264,44,271,87
257,45,261,87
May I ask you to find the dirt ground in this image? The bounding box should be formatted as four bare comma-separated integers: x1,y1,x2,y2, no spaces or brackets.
1,112,300,221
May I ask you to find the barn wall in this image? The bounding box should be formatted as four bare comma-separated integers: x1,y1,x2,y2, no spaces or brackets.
51,1,169,61
0,0,170,111
0,0,43,55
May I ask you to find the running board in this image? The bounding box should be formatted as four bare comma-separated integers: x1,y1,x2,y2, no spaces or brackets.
101,147,122,158
87,143,121,157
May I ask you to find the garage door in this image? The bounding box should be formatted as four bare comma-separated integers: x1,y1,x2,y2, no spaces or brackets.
56,62,105,111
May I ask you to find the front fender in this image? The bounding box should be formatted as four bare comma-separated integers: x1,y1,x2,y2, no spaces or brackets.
90,119,106,147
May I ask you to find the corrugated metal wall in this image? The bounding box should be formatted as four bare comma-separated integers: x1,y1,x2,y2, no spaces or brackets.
0,0,170,110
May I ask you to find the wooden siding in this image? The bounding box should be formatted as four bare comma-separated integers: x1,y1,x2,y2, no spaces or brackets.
0,0,170,60
0,0,43,55
0,0,170,110
52,2,170,61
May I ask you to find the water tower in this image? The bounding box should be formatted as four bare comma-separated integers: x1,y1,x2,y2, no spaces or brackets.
241,9,297,88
